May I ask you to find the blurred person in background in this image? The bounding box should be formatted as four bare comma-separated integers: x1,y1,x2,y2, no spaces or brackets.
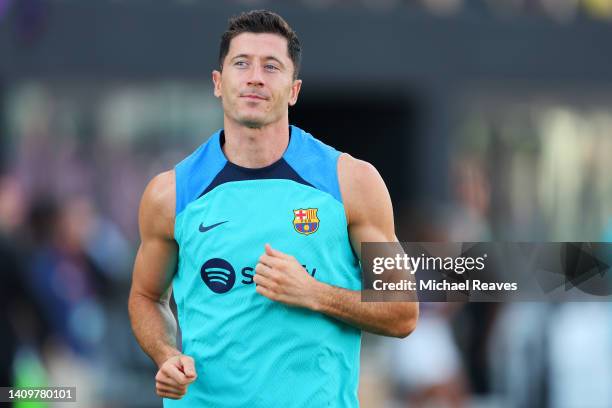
0,174,32,404
446,157,491,242
25,194,111,406
446,157,499,402
387,302,467,408
387,157,496,407
0,174,55,407
391,207,469,408
128,9,418,407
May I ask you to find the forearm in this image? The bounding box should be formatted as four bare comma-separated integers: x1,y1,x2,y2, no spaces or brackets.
311,281,418,338
128,292,181,367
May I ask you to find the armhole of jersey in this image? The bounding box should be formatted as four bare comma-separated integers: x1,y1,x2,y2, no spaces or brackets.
336,152,350,225
173,179,181,243
284,126,343,204
174,130,226,216
286,127,358,262
174,158,189,244
333,151,361,264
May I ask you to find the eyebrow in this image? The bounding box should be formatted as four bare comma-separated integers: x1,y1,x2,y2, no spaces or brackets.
231,54,286,68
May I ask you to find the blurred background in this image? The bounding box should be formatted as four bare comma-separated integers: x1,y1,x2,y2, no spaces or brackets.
1,1,612,407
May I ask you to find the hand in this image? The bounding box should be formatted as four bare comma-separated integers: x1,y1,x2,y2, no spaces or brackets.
155,354,197,399
254,244,321,310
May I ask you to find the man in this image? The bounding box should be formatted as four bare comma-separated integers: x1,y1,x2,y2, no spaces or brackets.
128,10,418,407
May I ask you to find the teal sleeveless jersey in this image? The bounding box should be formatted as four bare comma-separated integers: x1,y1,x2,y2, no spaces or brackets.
167,125,362,407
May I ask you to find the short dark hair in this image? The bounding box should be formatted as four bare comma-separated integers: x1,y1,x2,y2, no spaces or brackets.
219,10,301,80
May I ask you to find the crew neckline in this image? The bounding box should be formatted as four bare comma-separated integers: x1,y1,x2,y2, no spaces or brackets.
216,125,298,173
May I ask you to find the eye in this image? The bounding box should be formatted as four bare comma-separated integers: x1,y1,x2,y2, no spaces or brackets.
265,64,279,72
234,61,248,68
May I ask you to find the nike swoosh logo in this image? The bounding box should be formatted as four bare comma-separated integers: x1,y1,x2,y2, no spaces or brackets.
199,221,228,233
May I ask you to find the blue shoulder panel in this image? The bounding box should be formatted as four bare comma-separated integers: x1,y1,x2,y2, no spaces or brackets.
175,125,343,215
284,125,343,203
175,130,227,215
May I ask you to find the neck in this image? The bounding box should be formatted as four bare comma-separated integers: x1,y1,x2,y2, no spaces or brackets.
222,117,290,168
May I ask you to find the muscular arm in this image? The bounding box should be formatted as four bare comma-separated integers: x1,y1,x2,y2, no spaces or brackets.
254,154,418,338
128,170,180,366
313,154,418,337
128,170,196,399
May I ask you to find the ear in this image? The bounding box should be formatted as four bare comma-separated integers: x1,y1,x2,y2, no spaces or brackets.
288,79,302,107
212,70,222,98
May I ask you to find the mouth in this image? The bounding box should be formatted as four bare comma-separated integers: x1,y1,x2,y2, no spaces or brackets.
240,93,268,101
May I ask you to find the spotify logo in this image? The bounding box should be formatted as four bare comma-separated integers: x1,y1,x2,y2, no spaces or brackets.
200,258,236,294
200,258,317,294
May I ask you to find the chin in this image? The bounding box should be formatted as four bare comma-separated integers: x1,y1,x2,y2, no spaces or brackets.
238,117,266,129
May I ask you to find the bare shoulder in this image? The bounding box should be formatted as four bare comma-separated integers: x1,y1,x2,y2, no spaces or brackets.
337,153,392,225
338,153,384,189
139,169,176,240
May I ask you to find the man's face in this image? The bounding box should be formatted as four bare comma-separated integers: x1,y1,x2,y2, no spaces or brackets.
213,32,302,129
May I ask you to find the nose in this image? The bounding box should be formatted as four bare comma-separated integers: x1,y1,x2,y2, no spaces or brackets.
246,63,265,87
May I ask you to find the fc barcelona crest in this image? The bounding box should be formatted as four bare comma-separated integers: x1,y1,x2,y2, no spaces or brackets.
293,208,319,235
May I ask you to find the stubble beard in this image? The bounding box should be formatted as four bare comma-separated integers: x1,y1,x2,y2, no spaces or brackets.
235,106,282,130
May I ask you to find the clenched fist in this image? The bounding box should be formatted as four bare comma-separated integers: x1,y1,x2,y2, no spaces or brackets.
155,354,197,399
254,244,322,310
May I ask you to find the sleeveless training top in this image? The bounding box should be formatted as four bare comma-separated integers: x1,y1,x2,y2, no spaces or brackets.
167,125,361,407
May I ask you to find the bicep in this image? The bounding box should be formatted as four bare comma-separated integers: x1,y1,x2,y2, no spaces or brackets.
339,155,397,259
132,238,177,303
130,170,177,303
